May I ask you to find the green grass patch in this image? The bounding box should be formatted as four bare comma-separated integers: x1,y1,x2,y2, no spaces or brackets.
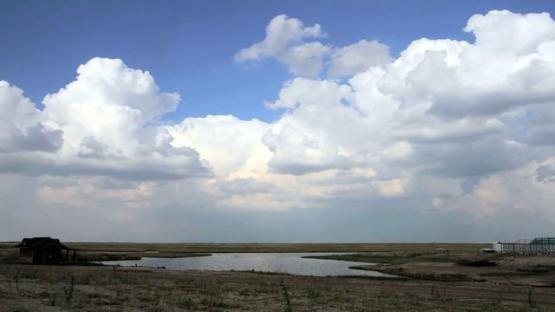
303,253,410,265
304,251,469,265
77,252,211,262
60,242,488,254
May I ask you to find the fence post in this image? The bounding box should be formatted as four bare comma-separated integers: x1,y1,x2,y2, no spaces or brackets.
528,288,535,308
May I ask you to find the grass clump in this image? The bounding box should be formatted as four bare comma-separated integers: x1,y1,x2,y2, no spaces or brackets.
457,258,497,267
303,253,409,265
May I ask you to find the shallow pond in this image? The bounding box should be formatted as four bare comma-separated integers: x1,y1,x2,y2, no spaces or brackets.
102,253,392,277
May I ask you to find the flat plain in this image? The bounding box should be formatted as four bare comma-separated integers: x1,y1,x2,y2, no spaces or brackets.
1,242,554,311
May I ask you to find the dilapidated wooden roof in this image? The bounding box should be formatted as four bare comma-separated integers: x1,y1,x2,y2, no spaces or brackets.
17,237,71,251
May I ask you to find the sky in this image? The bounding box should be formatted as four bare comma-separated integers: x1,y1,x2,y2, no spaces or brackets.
1,0,555,242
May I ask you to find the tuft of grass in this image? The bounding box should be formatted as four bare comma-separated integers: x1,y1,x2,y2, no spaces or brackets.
47,293,57,306
457,258,497,267
177,296,195,310
516,265,555,273
75,251,211,263
280,280,293,312
63,275,75,305
76,252,142,262
304,250,472,265
306,288,320,299
199,297,232,309
303,253,409,265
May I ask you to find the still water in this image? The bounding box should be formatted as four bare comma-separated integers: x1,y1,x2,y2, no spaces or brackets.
103,253,392,277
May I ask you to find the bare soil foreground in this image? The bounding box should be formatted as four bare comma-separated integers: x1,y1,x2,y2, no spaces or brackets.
1,243,554,311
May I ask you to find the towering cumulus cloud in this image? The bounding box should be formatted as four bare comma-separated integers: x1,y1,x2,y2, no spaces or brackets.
0,82,62,153
1,58,207,180
1,10,554,241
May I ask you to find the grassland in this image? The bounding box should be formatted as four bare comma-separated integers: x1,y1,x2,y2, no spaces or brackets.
1,242,555,311
63,242,488,253
2,263,555,311
306,250,555,285
1,241,486,262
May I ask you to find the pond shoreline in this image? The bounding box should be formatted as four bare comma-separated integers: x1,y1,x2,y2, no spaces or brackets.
100,252,393,278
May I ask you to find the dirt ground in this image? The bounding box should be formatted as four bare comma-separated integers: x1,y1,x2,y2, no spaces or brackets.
1,263,554,311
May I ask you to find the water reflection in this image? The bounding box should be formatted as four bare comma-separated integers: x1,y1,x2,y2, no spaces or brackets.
103,253,392,277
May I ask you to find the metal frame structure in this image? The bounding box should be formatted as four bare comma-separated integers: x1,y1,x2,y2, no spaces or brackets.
493,237,555,255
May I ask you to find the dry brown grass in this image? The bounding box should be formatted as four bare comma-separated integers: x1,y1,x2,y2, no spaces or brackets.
1,242,554,311
1,264,554,311
61,242,488,254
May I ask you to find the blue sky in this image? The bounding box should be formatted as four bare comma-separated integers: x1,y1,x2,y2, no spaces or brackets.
1,1,555,242
2,0,554,122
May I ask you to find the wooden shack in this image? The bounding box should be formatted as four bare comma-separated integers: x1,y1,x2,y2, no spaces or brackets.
17,237,75,264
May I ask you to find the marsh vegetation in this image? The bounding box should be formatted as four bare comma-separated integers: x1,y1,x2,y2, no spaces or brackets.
1,243,555,311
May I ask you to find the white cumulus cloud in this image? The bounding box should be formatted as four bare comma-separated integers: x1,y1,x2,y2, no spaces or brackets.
0,81,62,153
1,10,555,241
0,58,208,180
235,14,330,78
328,40,392,77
